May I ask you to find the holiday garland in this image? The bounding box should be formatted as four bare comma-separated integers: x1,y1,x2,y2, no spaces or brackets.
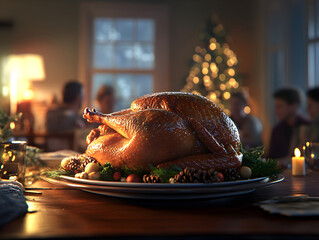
43,145,284,183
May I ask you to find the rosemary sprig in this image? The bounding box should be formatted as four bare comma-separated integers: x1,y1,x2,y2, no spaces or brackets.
42,168,74,179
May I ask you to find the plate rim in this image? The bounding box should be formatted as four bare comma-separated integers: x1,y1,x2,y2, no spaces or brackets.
59,175,268,188
41,175,276,194
81,188,256,200
41,175,284,199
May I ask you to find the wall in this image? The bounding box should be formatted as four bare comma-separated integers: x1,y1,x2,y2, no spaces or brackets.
0,0,258,132
0,0,80,102
0,0,255,98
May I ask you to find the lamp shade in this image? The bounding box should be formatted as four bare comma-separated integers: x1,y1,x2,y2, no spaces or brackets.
3,54,46,114
7,54,46,81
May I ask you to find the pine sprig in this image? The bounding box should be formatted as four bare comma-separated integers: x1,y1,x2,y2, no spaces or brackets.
120,165,148,178
250,158,284,178
149,165,181,183
42,168,74,179
240,145,265,166
0,110,22,142
25,146,42,166
240,145,284,178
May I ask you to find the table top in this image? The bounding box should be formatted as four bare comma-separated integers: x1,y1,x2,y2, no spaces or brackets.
1,169,319,240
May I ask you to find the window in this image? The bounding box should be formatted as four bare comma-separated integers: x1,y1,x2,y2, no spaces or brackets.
308,0,319,87
80,3,169,111
262,0,308,127
93,18,155,109
266,1,288,90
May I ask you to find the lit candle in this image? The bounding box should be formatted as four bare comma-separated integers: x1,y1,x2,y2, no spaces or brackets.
292,148,305,176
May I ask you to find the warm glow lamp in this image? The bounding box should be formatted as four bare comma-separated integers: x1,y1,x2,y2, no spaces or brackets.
4,54,45,115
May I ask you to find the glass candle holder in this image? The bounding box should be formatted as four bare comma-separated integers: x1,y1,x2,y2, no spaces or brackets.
304,142,319,170
0,141,26,184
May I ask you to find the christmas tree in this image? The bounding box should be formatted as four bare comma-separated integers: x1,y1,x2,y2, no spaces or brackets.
181,16,240,115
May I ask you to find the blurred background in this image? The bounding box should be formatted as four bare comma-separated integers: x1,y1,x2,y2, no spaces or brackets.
0,0,316,154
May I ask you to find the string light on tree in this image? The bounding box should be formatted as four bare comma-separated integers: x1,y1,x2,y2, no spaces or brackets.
181,15,241,115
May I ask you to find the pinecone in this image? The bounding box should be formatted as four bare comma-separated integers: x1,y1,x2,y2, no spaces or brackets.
79,155,97,170
66,158,82,173
200,168,222,183
173,167,222,183
143,174,163,183
223,168,241,181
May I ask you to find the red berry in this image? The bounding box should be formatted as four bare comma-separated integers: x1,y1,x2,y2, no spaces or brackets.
113,172,122,181
126,174,141,183
218,172,224,181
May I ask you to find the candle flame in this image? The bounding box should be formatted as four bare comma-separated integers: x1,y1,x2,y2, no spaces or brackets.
294,148,301,157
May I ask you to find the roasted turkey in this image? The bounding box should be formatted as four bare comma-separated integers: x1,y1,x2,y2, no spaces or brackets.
83,92,242,171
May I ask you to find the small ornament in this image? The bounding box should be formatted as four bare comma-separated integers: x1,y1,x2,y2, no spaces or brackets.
80,172,89,179
239,166,252,179
88,171,100,180
113,172,122,181
80,156,97,170
85,162,99,174
217,172,224,181
120,177,127,182
126,173,141,183
169,177,176,184
61,157,72,169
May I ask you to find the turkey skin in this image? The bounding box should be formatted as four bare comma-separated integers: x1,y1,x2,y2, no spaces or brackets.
83,92,242,170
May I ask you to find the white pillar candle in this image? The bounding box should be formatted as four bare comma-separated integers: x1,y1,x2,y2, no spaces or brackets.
292,148,305,176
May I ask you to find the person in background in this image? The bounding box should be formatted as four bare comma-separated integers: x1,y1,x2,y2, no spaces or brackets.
45,81,86,151
267,87,310,161
96,85,115,114
305,87,319,142
230,90,263,150
74,85,116,152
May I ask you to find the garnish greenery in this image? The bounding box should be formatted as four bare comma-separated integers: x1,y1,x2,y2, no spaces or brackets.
99,162,115,181
98,162,148,180
42,145,284,182
240,145,284,178
149,165,181,183
0,110,22,142
25,146,42,166
120,165,148,178
42,168,74,179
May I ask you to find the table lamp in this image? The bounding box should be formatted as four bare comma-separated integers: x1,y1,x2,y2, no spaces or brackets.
3,54,46,115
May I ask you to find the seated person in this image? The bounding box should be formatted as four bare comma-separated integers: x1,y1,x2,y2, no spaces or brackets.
95,85,115,114
45,81,86,151
230,90,263,150
74,85,116,152
267,88,310,160
305,87,319,142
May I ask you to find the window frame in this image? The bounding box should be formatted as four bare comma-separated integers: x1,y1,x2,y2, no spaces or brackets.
79,2,169,107
307,0,319,87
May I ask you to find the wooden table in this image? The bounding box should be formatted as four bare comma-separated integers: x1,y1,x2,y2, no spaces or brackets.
1,169,319,240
